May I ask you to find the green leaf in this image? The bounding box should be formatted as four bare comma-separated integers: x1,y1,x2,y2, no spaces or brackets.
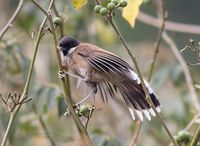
92,133,121,146
57,95,67,116
30,85,57,114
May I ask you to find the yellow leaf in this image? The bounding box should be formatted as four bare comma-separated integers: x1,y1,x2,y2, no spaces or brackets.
122,0,142,27
73,0,88,9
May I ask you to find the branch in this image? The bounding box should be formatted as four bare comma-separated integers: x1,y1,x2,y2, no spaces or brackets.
184,114,200,131
148,0,166,81
137,11,200,34
0,0,24,40
190,124,200,146
32,103,56,146
47,11,93,146
95,0,178,145
131,1,166,145
1,1,54,146
168,114,200,146
129,120,142,146
162,32,200,112
30,1,93,145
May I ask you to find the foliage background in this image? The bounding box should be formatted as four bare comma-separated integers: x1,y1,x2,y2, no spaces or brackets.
0,0,199,146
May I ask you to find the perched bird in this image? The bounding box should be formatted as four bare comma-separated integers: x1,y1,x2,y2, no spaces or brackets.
59,36,161,121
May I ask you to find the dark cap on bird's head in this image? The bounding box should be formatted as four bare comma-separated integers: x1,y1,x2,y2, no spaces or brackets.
59,36,80,56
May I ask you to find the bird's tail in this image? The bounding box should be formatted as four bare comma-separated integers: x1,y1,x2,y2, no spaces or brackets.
117,70,161,121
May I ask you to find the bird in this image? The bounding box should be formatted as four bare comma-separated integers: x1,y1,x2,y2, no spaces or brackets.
58,36,161,121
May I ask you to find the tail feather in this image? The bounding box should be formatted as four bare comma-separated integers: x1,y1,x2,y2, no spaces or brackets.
117,71,161,121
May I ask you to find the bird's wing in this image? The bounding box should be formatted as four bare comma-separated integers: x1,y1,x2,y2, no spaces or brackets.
76,43,161,121
76,43,132,77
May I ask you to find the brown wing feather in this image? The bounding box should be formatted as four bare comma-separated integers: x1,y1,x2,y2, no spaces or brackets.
76,43,132,78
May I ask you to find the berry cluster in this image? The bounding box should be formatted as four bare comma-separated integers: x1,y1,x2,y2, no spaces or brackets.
94,0,128,15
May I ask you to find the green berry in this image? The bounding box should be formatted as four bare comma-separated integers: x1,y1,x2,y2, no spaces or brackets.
107,2,116,10
100,7,109,15
111,0,118,5
177,131,191,144
53,17,62,26
80,105,90,115
94,5,102,13
120,0,128,7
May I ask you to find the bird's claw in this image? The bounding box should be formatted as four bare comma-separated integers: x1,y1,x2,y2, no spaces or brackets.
64,105,80,117
58,70,65,79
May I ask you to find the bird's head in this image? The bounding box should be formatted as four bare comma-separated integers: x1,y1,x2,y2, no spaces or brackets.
59,36,80,56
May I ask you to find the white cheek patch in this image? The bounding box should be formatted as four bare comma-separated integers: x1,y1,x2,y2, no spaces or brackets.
68,47,76,55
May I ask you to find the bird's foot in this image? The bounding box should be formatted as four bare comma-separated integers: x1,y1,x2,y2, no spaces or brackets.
58,70,65,79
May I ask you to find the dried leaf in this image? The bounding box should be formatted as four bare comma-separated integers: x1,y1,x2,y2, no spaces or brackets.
73,0,88,9
122,0,142,27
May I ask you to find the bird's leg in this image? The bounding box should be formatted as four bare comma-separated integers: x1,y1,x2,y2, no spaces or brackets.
58,70,85,81
75,86,97,107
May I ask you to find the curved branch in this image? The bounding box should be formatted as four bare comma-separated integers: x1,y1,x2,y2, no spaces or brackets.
137,12,200,34
162,31,200,112
0,0,24,40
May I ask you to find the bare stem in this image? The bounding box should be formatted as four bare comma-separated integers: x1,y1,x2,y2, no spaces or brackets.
131,1,166,145
0,0,24,40
190,124,200,146
48,12,92,146
168,114,200,146
52,2,70,98
108,15,179,146
129,120,142,146
94,0,178,145
162,32,200,112
137,12,200,34
32,103,56,146
184,114,200,131
0,1,55,146
148,0,166,81
30,0,93,145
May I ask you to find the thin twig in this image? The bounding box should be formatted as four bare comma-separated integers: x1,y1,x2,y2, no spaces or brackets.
0,0,24,40
184,114,200,131
137,12,200,34
30,1,93,145
96,0,178,146
190,124,200,146
162,31,200,112
129,120,142,146
1,1,54,146
148,0,166,81
131,1,166,145
52,3,64,37
95,0,178,145
47,12,93,146
168,114,200,146
52,2,69,98
187,62,200,67
32,103,56,146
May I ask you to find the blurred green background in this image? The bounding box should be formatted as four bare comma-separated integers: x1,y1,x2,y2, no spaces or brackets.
0,0,199,146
